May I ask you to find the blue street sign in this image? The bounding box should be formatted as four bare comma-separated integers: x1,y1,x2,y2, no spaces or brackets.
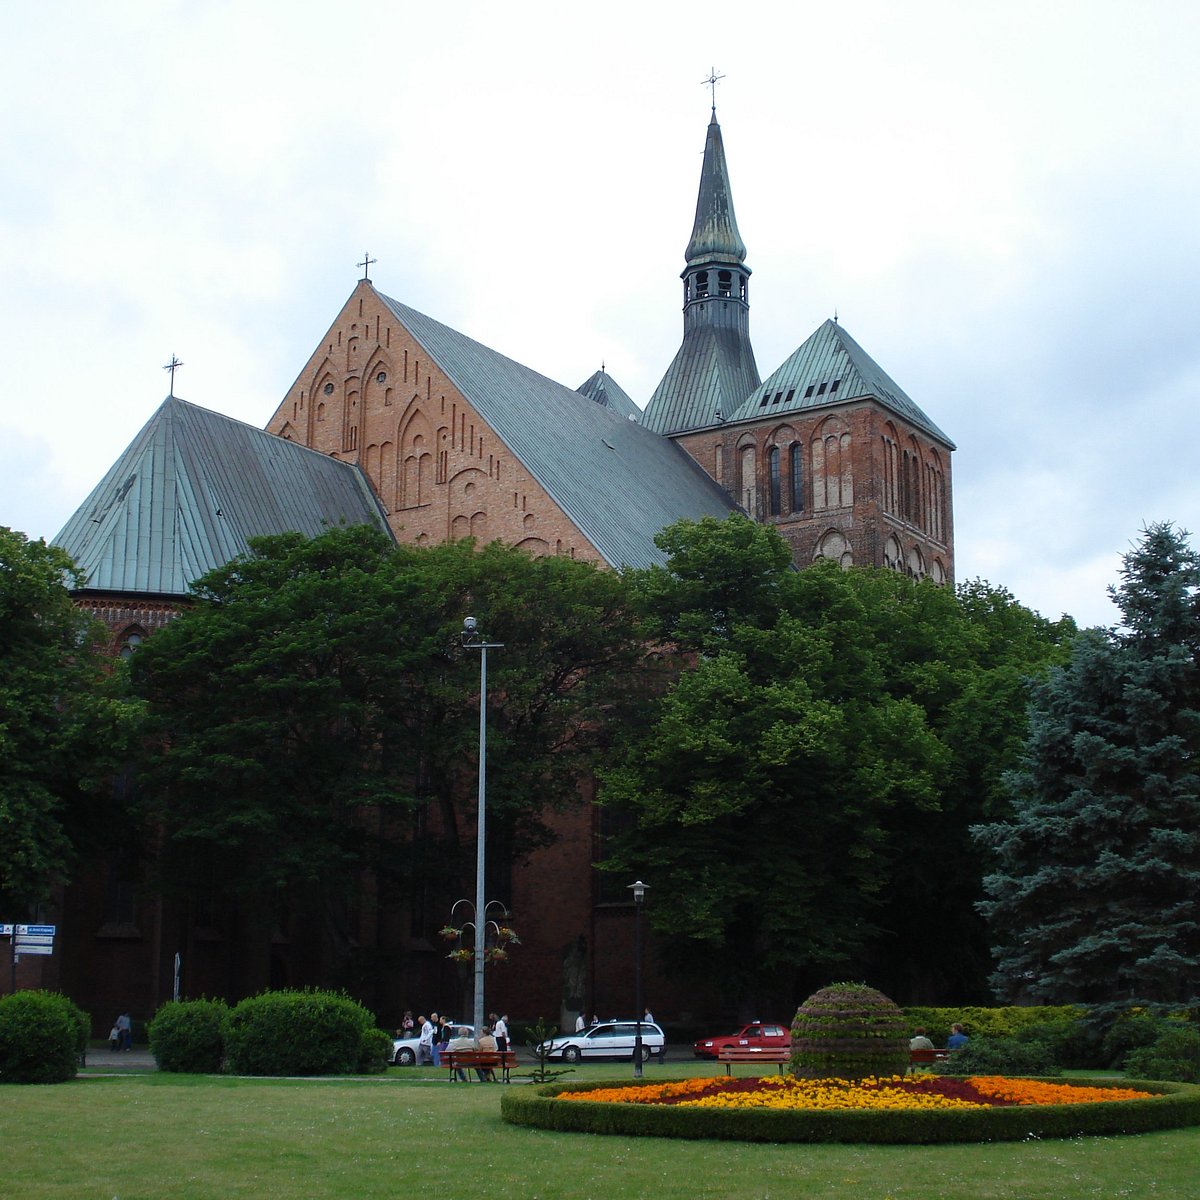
16,925,56,936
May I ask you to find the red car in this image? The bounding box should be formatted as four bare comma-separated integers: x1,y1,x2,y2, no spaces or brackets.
693,1022,790,1059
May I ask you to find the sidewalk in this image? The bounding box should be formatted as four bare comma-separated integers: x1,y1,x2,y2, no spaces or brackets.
82,1046,156,1071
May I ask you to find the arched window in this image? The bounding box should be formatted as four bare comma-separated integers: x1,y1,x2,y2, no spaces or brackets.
739,445,756,516
813,529,853,568
768,446,781,516
117,628,145,660
789,442,803,512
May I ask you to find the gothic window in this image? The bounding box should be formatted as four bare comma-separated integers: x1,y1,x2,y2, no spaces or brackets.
930,558,947,585
117,628,145,660
317,403,326,421
714,444,724,483
789,442,803,511
470,512,488,539
739,444,756,516
883,535,903,572
768,446,781,516
906,545,926,580
812,421,852,509
813,529,853,568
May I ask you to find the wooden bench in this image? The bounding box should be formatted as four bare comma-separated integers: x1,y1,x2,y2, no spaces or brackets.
716,1046,791,1076
441,1049,519,1082
907,1047,952,1072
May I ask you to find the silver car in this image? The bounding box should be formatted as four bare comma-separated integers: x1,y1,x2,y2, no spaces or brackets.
391,1023,473,1066
536,1020,665,1063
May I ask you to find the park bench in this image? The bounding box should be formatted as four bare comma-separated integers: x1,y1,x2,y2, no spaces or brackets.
907,1047,953,1072
716,1046,791,1076
441,1049,519,1082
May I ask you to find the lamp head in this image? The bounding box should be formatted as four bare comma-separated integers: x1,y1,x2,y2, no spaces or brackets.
464,616,478,633
629,879,648,903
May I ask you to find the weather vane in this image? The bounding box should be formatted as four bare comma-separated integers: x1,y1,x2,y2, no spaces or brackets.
163,354,184,397
357,252,377,282
702,67,725,112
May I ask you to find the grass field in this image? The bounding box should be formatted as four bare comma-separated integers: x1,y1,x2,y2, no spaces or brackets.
2,1060,1198,1199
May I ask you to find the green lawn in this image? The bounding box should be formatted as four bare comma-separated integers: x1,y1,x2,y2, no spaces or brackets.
2,1061,1198,1200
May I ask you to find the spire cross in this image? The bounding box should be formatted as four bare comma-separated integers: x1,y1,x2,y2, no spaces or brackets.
357,252,377,282
702,67,725,112
163,354,184,397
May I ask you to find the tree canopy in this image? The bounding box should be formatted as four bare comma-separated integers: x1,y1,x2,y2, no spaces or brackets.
601,514,1074,1008
0,527,139,913
131,526,648,965
975,523,1200,1015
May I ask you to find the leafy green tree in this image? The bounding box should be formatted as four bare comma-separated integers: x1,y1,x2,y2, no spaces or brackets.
975,523,1200,1015
131,526,647,978
0,527,139,912
602,515,1073,1008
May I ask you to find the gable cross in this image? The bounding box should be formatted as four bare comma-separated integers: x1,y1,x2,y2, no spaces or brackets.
358,252,377,282
163,354,184,397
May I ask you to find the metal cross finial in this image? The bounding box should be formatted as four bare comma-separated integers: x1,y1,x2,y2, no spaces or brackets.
702,67,725,112
358,252,377,282
163,354,184,397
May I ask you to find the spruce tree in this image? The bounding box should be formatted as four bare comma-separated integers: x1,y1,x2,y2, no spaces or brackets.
975,523,1200,1015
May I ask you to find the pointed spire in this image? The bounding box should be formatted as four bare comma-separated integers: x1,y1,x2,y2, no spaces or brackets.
685,112,747,266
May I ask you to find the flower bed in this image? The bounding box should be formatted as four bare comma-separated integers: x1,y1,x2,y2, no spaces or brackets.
500,1075,1200,1144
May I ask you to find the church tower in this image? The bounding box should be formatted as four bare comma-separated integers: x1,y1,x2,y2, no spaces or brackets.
641,109,761,435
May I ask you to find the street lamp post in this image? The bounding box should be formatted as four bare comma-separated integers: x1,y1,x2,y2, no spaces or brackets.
462,617,503,1036
629,879,647,1078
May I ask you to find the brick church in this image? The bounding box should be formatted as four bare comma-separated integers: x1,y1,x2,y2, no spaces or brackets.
41,108,954,1032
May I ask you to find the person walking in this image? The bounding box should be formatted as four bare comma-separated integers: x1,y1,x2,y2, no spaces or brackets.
418,1014,435,1066
492,1013,509,1053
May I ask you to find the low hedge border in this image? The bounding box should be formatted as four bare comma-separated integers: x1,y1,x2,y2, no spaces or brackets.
500,1077,1200,1144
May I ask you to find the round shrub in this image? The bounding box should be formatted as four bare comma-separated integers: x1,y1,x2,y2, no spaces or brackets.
1125,1024,1200,1084
1101,1011,1171,1069
944,1035,1061,1077
0,990,88,1084
224,989,378,1076
148,998,228,1073
358,1026,393,1074
791,982,909,1080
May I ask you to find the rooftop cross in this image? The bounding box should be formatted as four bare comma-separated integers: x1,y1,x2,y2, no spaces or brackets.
702,67,725,113
358,252,377,282
162,354,184,397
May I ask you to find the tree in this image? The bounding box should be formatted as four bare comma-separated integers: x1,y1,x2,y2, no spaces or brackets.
131,526,648,980
601,515,1073,1008
975,523,1200,1015
0,527,139,913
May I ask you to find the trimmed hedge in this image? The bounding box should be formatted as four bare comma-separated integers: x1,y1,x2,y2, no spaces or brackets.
0,990,89,1084
224,989,379,1076
501,1076,1200,1144
1125,1025,1200,1084
148,998,228,1073
901,1005,1085,1047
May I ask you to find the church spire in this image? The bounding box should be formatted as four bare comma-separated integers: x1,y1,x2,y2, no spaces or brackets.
641,109,760,436
684,111,747,267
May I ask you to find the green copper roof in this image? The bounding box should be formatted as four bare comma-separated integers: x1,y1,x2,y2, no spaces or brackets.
642,324,761,435
53,397,391,596
685,113,747,266
725,320,956,447
576,369,642,420
376,291,736,569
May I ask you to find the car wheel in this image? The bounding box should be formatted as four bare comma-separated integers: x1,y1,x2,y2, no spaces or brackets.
396,1047,415,1066
639,1045,652,1062
563,1045,582,1063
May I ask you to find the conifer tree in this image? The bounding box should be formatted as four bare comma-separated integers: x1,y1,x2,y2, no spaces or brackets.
975,523,1200,1014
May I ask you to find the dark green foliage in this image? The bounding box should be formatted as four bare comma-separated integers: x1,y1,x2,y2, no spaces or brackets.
0,990,88,1084
147,998,228,1073
1012,1017,1101,1070
131,528,647,983
1125,1024,1200,1083
501,1077,1200,1143
357,1027,393,1074
1101,1011,1174,1069
790,983,909,1080
223,989,378,1076
0,527,142,911
522,1017,575,1084
976,523,1200,1016
943,1036,1061,1076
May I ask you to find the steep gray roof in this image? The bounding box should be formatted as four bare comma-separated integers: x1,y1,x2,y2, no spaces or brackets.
726,320,956,447
576,369,642,420
53,397,391,596
642,324,761,436
377,291,737,569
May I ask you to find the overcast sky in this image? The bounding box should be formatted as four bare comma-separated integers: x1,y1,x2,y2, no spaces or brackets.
3,1,1197,628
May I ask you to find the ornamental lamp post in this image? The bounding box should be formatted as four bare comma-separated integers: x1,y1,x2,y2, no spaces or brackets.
462,617,503,1036
629,879,648,1078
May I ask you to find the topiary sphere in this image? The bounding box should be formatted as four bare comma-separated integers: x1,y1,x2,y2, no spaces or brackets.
790,982,909,1080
